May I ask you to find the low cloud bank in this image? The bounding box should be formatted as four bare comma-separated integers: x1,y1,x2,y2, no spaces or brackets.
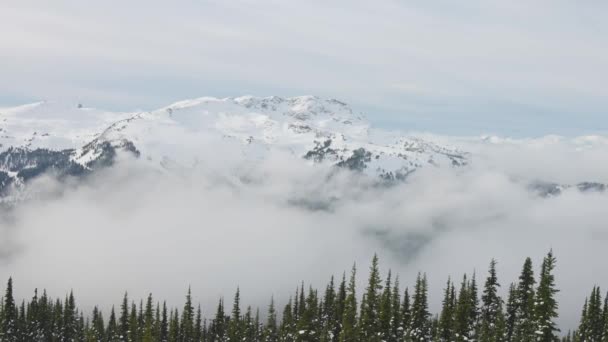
1,136,607,329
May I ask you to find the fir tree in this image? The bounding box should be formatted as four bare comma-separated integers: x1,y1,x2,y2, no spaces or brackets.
2,277,17,342
119,293,130,342
513,257,536,342
160,302,169,342
479,259,505,342
390,276,403,342
401,287,412,339
410,273,431,341
264,296,278,342
438,278,456,342
339,264,358,342
228,287,242,342
378,270,393,342
210,298,226,342
360,254,383,342
180,287,195,341
107,306,120,342
535,250,560,342
194,305,203,342
504,283,518,342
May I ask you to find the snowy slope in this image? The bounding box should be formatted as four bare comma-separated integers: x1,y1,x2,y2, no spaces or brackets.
0,96,605,198
71,96,468,178
0,96,470,194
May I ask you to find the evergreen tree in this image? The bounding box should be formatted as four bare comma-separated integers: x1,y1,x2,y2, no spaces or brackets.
2,277,17,342
401,287,412,339
390,276,402,342
577,298,589,342
243,306,255,342
339,264,358,342
62,291,78,341
210,298,226,342
410,273,431,341
119,293,130,342
504,283,518,342
227,288,242,342
379,270,393,342
129,302,139,342
280,298,296,342
194,305,203,342
513,258,536,342
169,309,180,342
479,259,505,342
360,254,383,342
264,296,278,342
181,287,195,341
454,274,472,342
438,278,456,342
535,250,560,342
160,302,169,342
107,307,120,342
320,276,336,342
142,294,154,342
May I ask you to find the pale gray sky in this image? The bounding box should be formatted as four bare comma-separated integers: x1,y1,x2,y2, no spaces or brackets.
1,0,607,136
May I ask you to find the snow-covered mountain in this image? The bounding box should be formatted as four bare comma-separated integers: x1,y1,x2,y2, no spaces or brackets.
0,96,469,194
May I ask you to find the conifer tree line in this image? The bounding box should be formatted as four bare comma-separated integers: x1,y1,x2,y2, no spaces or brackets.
0,250,600,341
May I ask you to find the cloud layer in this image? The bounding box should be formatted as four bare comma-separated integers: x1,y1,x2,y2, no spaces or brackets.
0,135,607,330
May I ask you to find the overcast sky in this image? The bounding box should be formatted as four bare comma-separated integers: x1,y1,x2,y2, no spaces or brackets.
1,0,607,136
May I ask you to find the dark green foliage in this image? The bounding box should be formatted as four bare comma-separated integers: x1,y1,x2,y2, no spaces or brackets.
535,250,560,342
360,254,382,341
438,278,456,342
339,264,358,342
514,257,537,342
410,273,431,341
0,252,594,342
479,259,505,342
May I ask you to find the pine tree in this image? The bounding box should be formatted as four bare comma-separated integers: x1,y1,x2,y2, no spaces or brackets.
577,297,589,342
390,276,402,342
320,276,336,342
479,259,505,342
360,254,383,342
582,286,603,341
107,306,120,342
264,296,278,342
119,293,130,342
401,287,412,339
2,278,18,342
228,288,242,342
454,274,472,342
210,298,226,342
379,270,393,342
513,257,536,342
438,278,456,342
181,287,195,341
280,298,296,342
160,302,169,342
142,294,154,342
129,302,139,341
169,309,180,342
194,305,203,342
410,273,431,341
535,250,560,342
339,264,358,342
332,274,347,342
504,283,518,342
62,291,78,341
243,306,255,342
